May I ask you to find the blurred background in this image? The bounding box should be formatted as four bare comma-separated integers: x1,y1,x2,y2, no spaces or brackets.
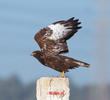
0,0,110,100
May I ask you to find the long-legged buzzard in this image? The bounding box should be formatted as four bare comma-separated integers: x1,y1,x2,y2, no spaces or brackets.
32,17,90,77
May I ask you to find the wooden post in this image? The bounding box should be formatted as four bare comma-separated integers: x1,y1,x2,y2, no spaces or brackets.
36,77,70,100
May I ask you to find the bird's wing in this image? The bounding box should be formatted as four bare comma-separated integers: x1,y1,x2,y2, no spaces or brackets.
45,55,89,72
34,27,69,56
34,28,50,49
47,17,82,40
34,17,81,56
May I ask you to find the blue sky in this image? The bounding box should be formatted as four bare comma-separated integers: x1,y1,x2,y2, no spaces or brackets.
0,0,110,86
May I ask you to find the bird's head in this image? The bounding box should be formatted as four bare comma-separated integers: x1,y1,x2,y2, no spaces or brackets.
31,50,45,65
31,50,42,58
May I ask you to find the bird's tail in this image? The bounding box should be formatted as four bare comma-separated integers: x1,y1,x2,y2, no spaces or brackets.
68,58,90,69
73,59,90,67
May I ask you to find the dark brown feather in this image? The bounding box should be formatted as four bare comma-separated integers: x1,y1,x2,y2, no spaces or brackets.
32,17,90,73
34,17,82,56
34,28,68,56
32,51,89,72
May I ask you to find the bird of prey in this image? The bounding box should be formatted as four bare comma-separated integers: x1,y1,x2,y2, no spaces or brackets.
32,17,90,77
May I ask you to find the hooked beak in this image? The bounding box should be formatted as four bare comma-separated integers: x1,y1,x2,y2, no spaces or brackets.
31,52,36,56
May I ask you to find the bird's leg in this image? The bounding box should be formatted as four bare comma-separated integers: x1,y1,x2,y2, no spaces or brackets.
58,71,67,78
58,71,66,78
62,71,65,77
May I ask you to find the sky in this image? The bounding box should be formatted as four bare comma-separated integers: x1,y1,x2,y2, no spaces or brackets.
0,0,110,86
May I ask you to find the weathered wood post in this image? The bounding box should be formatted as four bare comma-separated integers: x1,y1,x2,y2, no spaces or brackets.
36,77,70,100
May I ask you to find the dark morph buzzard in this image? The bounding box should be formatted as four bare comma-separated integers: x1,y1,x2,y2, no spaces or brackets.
32,17,90,77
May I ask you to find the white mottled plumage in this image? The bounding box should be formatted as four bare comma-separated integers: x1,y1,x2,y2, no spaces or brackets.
48,23,72,40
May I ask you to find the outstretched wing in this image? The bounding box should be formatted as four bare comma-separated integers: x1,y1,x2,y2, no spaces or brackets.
34,17,81,56
47,17,82,40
